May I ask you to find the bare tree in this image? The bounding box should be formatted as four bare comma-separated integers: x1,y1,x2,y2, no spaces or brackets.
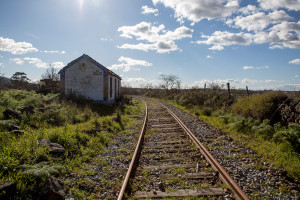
159,74,181,91
41,64,60,81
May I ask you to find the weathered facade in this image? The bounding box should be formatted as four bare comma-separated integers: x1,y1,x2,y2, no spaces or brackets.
59,54,121,104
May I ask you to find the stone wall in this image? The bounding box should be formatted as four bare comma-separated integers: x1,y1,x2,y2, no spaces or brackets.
279,99,300,125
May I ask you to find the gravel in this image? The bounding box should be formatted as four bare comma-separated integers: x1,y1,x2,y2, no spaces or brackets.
161,100,300,200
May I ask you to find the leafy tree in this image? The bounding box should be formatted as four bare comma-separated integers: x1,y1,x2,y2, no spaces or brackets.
10,72,30,89
41,64,60,81
159,74,181,91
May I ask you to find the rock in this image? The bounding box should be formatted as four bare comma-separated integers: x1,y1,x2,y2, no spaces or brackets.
39,177,65,200
10,130,24,135
0,182,16,199
38,139,65,156
18,105,35,115
3,109,21,120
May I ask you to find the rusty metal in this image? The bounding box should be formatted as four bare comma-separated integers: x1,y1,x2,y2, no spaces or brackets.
157,100,249,200
117,101,147,200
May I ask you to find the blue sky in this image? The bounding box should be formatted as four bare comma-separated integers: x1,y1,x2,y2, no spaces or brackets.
0,0,300,90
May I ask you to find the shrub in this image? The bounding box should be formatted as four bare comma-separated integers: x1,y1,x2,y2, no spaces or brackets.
232,91,287,122
273,124,300,153
175,90,207,107
252,119,274,139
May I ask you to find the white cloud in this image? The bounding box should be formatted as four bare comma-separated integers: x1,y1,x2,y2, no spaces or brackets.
152,0,239,24
206,55,212,59
24,57,48,68
0,63,3,68
109,56,152,72
100,37,113,41
0,37,38,55
195,31,253,50
118,22,193,53
258,0,300,11
42,50,66,54
243,65,270,70
126,78,146,83
141,5,158,16
10,58,24,65
253,21,300,49
50,62,65,69
0,55,3,58
243,66,255,70
295,75,299,79
289,59,300,65
227,10,291,32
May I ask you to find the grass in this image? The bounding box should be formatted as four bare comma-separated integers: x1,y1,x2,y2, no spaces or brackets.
162,99,300,183
0,89,145,199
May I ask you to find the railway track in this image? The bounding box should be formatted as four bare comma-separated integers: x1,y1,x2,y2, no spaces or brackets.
118,98,249,200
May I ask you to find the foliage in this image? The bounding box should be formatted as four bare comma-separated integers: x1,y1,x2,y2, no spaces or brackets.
10,72,31,89
273,124,300,153
232,91,287,122
0,90,144,199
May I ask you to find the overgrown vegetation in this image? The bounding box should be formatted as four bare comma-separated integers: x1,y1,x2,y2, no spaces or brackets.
0,89,144,199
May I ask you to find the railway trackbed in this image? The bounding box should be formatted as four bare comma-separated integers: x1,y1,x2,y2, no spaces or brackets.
118,98,249,200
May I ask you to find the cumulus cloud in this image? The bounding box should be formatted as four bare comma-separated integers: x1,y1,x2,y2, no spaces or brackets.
141,5,158,16
24,57,48,68
194,31,253,50
109,56,152,72
243,65,270,70
118,22,193,53
258,0,300,11
152,0,239,24
10,57,49,68
50,62,65,69
289,59,300,65
0,37,38,55
10,58,24,65
227,10,291,32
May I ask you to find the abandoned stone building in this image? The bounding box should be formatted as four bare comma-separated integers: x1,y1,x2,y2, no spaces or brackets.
59,54,121,104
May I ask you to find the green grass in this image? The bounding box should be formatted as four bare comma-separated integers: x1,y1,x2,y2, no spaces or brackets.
0,90,145,199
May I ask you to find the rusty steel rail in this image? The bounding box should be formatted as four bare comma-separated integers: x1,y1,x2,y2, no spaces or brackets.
157,100,249,200
117,101,148,200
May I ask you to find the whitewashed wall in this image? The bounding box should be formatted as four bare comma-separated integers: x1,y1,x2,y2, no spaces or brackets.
65,57,104,101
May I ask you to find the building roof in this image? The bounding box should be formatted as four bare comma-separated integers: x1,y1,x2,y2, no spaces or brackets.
58,54,121,80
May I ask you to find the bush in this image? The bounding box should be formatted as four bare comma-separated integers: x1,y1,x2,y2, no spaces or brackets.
252,119,274,139
175,90,207,107
232,91,287,122
273,124,300,153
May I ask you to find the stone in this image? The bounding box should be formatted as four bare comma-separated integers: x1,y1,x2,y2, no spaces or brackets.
38,139,65,156
39,177,65,200
3,109,21,120
0,182,16,198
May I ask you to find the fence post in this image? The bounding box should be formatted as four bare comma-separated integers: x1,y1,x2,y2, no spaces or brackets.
204,83,206,93
246,86,249,97
227,82,231,98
